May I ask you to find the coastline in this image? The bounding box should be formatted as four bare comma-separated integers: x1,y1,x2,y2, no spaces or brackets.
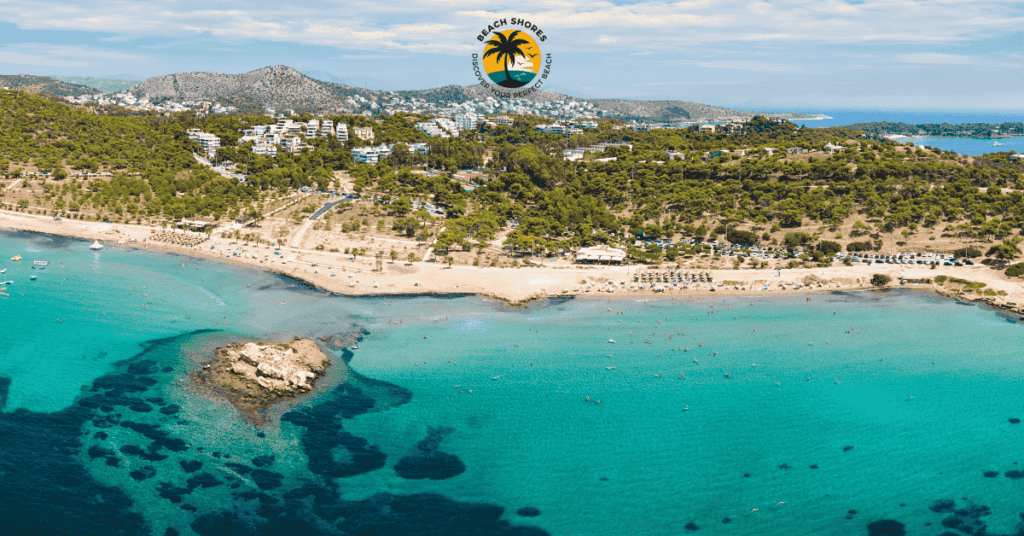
2,209,1021,315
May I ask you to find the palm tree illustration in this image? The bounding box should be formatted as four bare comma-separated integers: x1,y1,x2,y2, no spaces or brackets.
484,31,531,88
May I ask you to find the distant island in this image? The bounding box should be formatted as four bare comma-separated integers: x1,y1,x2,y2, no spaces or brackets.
849,121,1024,139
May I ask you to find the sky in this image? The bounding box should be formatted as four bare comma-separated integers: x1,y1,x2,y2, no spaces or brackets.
1,0,1023,111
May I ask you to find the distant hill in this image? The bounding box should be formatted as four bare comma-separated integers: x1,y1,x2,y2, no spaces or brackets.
0,74,95,97
51,76,141,94
0,64,813,122
128,65,365,113
398,84,759,122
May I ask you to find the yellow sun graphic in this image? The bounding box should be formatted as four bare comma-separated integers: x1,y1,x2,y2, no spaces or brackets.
482,30,541,89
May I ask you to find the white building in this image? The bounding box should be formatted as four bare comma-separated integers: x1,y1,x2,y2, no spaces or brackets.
454,113,480,131
252,143,278,157
281,135,311,154
335,123,349,141
416,122,445,137
353,126,374,141
351,144,393,164
321,119,334,137
186,129,221,159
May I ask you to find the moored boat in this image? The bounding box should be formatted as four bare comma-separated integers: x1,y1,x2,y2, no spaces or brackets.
11,255,21,261
33,261,48,268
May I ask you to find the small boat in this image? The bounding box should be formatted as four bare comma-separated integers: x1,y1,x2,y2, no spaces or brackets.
33,261,48,268
10,255,21,261
351,344,359,350
1,280,12,285
608,339,616,344
89,240,104,250
492,376,500,380
0,269,5,274
993,141,1003,146
30,275,37,280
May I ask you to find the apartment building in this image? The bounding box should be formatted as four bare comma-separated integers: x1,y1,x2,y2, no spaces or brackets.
186,129,221,159
352,126,375,141
351,144,393,164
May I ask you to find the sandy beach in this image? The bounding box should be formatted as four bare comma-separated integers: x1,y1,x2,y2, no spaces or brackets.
2,208,1022,314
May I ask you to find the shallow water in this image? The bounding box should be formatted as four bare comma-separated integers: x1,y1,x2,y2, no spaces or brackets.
2,229,1024,536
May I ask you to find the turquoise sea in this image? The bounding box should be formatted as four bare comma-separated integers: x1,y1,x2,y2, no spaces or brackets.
2,229,1024,536
488,70,536,85
895,136,1024,157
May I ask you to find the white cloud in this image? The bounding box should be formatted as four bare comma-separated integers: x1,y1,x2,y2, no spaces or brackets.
2,0,1023,55
0,43,146,68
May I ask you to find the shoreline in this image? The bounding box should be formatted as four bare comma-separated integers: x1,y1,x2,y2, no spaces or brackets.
1,209,1021,315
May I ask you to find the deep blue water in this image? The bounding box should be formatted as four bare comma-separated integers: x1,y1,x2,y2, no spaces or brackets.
888,136,1024,157
3,229,1024,536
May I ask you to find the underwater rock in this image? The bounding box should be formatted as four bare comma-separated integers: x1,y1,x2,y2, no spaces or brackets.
250,469,284,490
843,446,854,452
1006,470,1024,479
866,519,905,536
186,472,222,490
180,460,202,473
159,404,180,416
394,451,466,480
129,466,157,482
984,471,1000,478
1010,418,1021,424
252,455,275,468
517,507,540,517
0,376,9,410
931,499,956,513
684,521,700,531
225,463,251,475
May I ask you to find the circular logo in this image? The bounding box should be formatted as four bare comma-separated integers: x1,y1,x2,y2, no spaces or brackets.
471,19,551,98
482,30,540,89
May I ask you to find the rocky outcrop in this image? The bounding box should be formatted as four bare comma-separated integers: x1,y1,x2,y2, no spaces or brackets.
227,341,323,393
192,338,334,423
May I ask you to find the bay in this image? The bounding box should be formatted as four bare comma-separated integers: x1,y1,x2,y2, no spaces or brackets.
2,229,1023,536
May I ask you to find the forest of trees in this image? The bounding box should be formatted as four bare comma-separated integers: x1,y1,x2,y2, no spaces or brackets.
4,89,1024,263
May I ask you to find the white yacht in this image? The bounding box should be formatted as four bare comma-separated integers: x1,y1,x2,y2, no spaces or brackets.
89,240,104,250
